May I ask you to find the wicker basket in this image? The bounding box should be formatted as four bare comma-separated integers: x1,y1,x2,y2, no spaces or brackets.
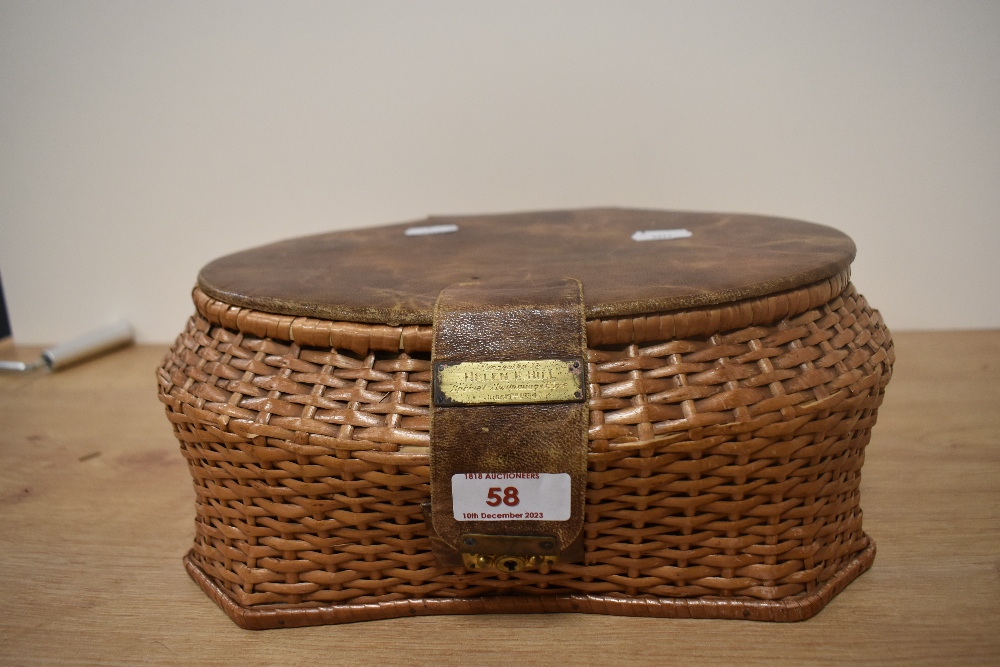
158,209,893,628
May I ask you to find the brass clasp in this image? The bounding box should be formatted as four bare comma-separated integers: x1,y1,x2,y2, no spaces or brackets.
459,533,559,572
461,553,557,572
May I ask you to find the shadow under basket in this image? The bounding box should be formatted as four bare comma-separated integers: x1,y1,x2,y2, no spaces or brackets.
157,209,893,628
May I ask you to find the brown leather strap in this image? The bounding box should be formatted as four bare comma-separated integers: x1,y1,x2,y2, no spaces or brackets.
429,279,588,567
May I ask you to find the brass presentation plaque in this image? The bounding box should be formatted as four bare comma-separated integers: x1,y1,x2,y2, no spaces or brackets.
434,359,584,406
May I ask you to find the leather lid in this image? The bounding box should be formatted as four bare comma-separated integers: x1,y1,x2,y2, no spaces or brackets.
198,208,855,326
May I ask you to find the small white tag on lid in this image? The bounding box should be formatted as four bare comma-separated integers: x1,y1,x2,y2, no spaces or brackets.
405,224,459,236
631,228,693,242
452,473,571,521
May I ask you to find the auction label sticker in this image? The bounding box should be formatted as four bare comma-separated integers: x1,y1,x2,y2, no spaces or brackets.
452,473,571,521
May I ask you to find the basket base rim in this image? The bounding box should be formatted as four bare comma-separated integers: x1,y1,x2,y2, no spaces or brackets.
183,536,876,629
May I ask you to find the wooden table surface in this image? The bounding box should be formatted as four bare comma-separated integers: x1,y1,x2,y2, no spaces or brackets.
1,331,997,666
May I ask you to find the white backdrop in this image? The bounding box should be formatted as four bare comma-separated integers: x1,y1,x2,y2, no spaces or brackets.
1,1,997,343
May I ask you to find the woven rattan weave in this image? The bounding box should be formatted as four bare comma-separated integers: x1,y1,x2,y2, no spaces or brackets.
159,262,892,627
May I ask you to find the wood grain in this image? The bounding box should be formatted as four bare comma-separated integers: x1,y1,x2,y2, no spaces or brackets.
1,331,998,666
